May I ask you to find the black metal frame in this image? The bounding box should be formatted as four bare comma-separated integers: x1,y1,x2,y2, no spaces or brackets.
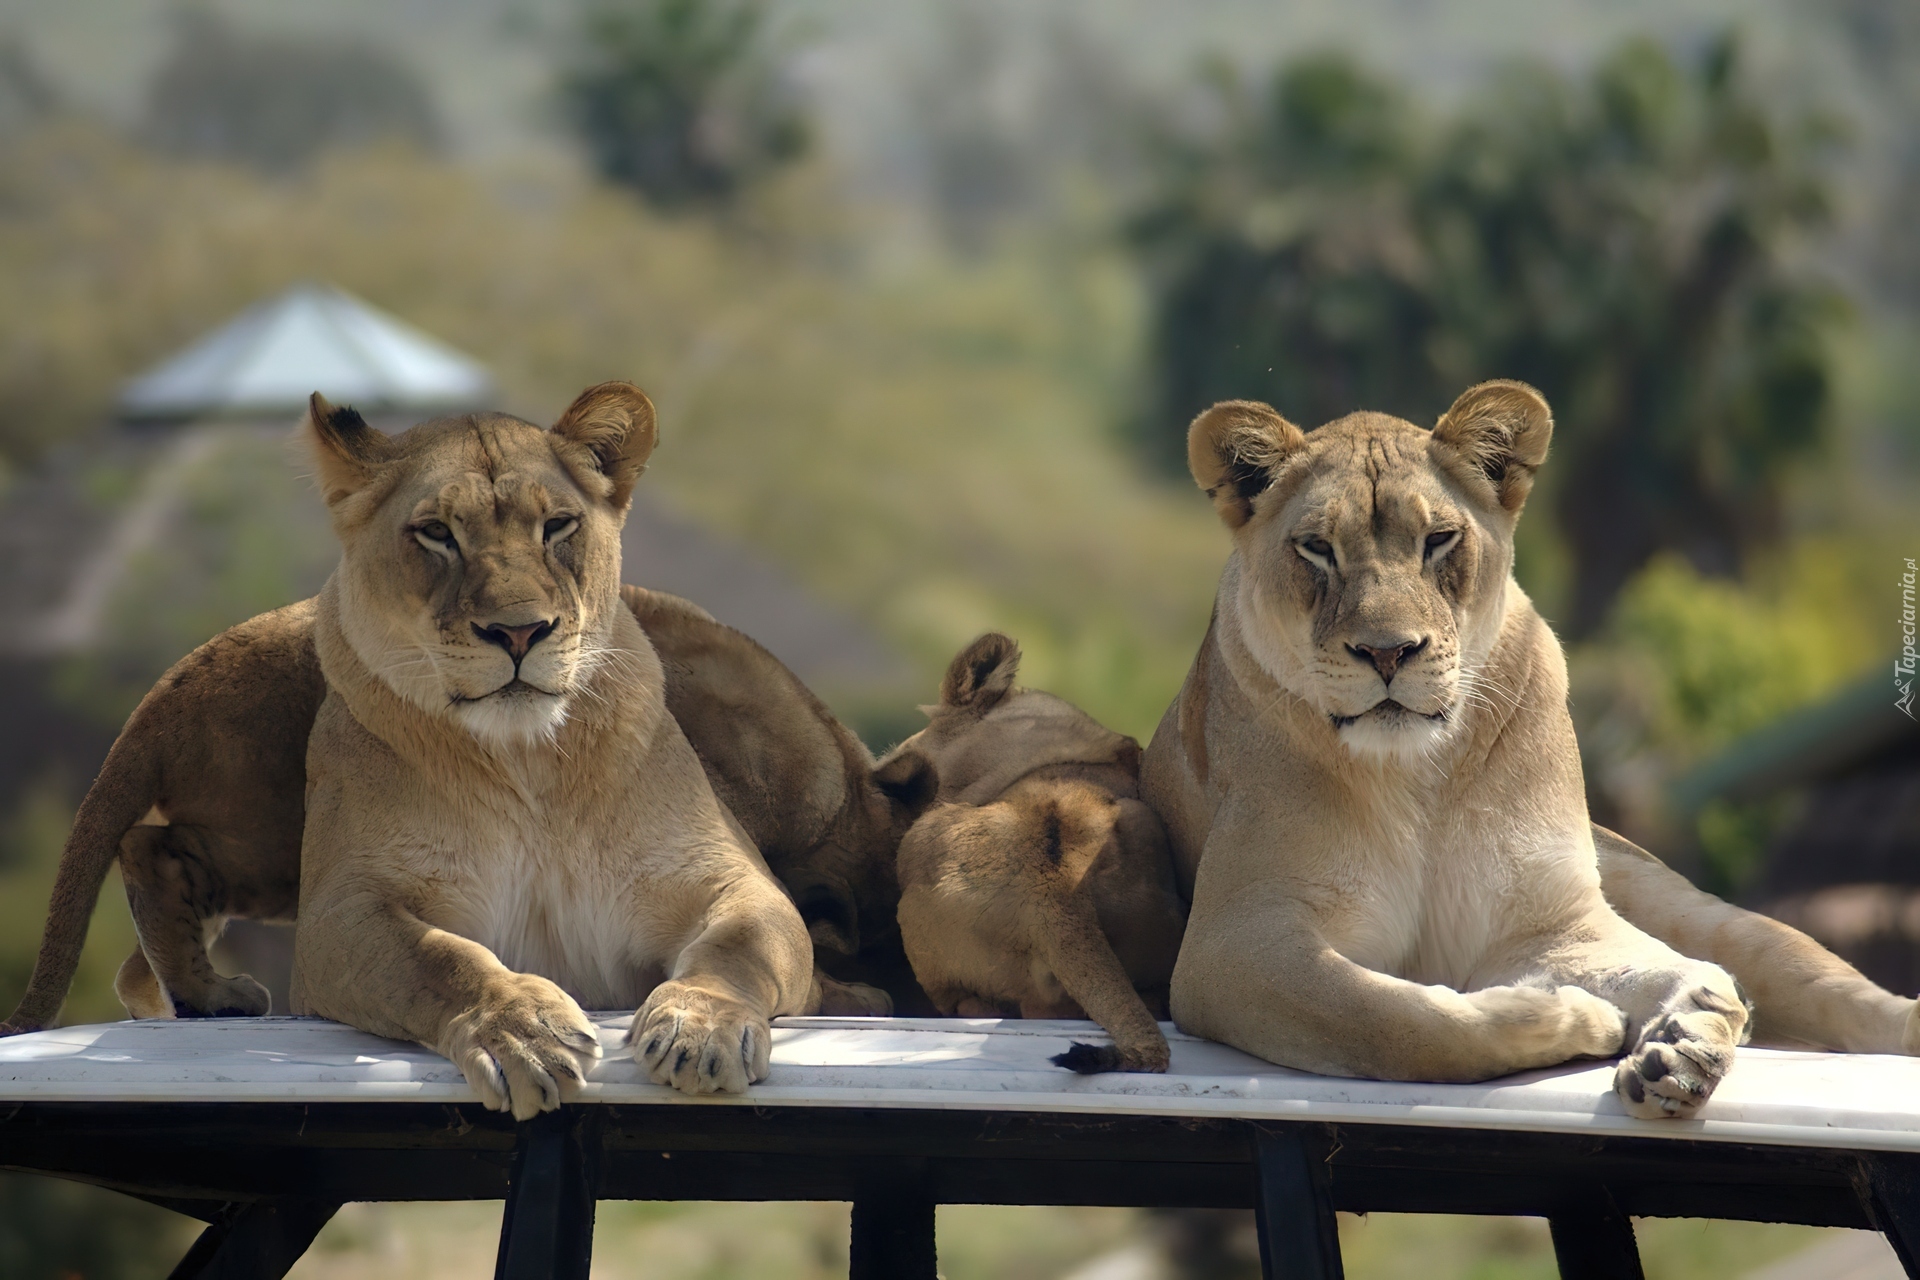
1,1099,1915,1279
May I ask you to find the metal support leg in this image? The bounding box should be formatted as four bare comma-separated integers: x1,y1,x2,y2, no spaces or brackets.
166,1200,338,1280
1548,1191,1645,1280
850,1160,936,1280
1862,1153,1920,1278
1253,1127,1344,1280
494,1108,601,1280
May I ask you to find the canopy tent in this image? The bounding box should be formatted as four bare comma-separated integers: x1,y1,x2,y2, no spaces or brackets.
118,283,494,420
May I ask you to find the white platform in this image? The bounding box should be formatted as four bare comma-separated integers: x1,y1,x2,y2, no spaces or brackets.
3,1016,1919,1155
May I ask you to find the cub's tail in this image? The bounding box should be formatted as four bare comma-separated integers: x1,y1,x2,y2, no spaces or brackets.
1034,825,1170,1075
1,738,159,1035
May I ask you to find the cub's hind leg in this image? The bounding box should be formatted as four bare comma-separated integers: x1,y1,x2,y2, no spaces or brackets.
112,947,171,1019
119,824,270,1018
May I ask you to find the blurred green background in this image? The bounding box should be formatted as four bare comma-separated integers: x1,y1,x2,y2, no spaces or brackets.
0,0,1914,1275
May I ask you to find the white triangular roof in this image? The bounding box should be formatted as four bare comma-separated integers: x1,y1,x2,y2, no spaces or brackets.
119,284,494,419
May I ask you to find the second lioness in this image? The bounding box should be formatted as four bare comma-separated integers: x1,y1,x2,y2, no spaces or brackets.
1143,380,1918,1119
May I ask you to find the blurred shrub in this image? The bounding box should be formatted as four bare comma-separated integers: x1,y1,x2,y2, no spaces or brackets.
1569,537,1885,888
1131,35,1845,635
558,0,807,210
142,9,441,174
1606,553,1857,754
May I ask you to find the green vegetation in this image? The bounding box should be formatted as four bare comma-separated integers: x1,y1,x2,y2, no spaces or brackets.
1568,535,1892,890
1131,37,1845,634
559,0,808,209
141,9,441,173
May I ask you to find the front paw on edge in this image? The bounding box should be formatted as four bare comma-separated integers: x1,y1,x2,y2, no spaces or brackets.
1615,992,1741,1120
628,981,769,1095
443,978,602,1121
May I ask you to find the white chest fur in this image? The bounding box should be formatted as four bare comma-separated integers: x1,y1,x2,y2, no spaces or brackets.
1311,790,1516,990
409,790,675,1011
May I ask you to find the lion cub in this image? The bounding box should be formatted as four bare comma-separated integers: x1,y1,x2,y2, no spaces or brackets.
887,634,1187,1073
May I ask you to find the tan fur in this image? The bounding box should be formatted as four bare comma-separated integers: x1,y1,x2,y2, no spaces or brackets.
1593,827,1920,1054
1147,383,1751,1119
288,383,816,1116
621,584,937,1014
0,601,323,1033
1,578,925,1033
886,634,1186,1073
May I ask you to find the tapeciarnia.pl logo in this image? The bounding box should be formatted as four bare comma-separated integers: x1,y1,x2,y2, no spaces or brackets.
1901,557,1917,720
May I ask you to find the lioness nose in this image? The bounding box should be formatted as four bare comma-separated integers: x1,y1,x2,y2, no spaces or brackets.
473,619,557,663
1349,637,1428,683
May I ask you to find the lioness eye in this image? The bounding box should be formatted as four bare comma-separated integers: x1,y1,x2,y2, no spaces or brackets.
413,521,457,555
1295,536,1335,571
1425,530,1460,559
544,516,579,541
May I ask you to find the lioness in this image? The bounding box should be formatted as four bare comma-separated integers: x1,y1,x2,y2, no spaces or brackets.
1141,382,1911,1119
887,633,1186,1073
288,380,824,1115
2,586,924,1035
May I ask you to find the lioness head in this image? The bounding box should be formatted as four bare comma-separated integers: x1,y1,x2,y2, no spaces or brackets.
307,381,657,747
1187,380,1552,763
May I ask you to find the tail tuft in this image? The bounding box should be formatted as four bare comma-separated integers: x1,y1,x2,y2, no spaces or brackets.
1051,1041,1124,1074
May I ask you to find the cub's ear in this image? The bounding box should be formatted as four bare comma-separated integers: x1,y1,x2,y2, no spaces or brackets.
873,748,939,822
550,381,657,510
1430,380,1552,514
940,632,1020,713
304,393,394,508
1187,400,1308,529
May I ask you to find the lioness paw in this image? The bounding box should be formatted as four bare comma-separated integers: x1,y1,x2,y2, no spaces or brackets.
629,981,769,1095
443,977,600,1122
1555,986,1630,1059
1615,983,1745,1120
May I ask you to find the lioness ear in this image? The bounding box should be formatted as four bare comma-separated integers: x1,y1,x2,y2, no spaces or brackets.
940,632,1020,713
873,748,939,821
1187,400,1309,529
304,393,394,508
550,381,657,510
1430,380,1553,514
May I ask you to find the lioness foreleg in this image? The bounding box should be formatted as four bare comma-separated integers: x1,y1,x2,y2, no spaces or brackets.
292,889,601,1121
628,877,815,1096
1507,909,1749,1121
1171,893,1627,1083
1596,827,1919,1055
